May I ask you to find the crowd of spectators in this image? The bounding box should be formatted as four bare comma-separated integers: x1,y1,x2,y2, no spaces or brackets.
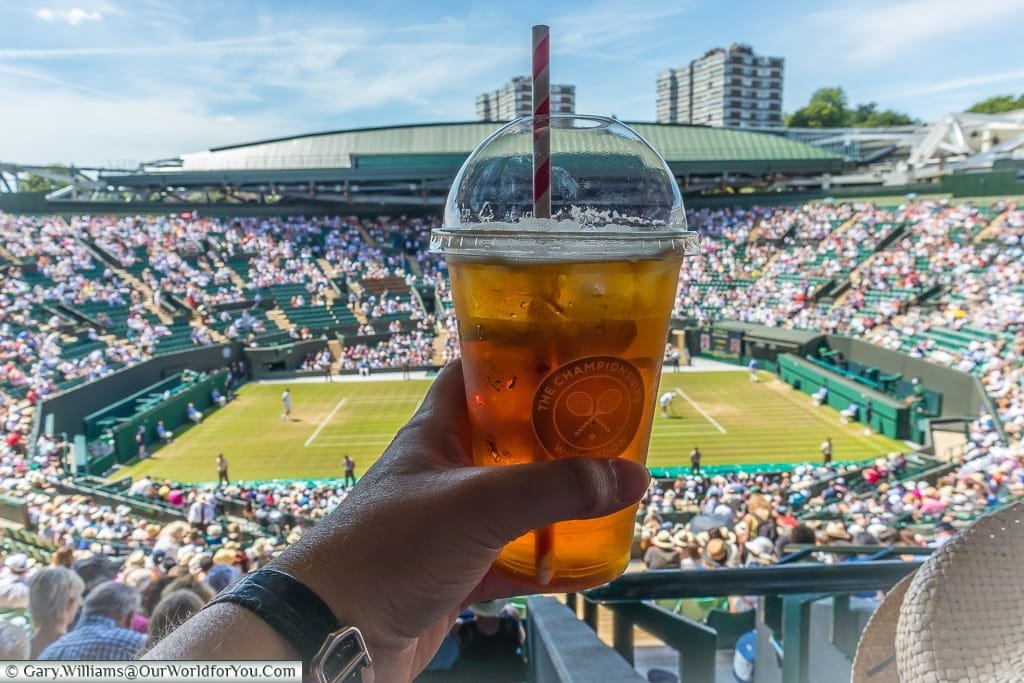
637,442,1024,579
341,331,434,371
298,348,333,372
0,200,1022,654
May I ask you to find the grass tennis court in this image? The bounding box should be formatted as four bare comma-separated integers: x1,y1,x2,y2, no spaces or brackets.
117,370,905,483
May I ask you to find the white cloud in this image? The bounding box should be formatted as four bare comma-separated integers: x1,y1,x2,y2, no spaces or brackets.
881,68,1024,100
553,0,692,63
805,0,1024,66
0,16,519,165
0,74,288,166
35,7,103,25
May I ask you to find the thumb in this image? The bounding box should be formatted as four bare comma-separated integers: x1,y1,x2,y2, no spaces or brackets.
460,457,650,546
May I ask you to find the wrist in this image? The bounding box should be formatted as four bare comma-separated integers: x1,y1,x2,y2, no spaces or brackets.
270,539,390,669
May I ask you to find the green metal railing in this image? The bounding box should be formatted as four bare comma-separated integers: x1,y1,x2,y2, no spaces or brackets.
564,547,931,683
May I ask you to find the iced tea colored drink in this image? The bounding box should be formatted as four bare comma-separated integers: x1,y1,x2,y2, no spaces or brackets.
449,256,683,587
432,115,698,590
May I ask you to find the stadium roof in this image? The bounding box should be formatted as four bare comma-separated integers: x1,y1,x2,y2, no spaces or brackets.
173,121,842,176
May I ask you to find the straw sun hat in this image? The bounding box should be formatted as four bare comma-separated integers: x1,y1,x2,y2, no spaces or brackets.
851,499,1024,682
651,530,675,550
824,521,852,541
702,538,736,567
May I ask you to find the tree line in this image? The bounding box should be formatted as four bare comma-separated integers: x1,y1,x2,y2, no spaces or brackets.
786,88,1023,128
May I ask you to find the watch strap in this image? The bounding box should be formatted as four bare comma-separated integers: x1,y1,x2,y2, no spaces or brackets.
206,568,342,665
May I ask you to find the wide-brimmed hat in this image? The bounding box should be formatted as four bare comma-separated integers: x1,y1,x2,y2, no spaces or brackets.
123,567,153,592
702,538,736,567
672,528,694,548
746,537,776,564
123,549,146,571
825,521,852,541
73,555,121,592
188,552,213,576
651,530,675,550
469,599,509,618
212,548,237,565
4,553,34,574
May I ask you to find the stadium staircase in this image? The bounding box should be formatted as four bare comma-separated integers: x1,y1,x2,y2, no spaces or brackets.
327,338,344,372
317,258,338,279
746,215,765,241
77,235,174,326
431,330,450,365
974,205,1015,242
221,257,251,292
832,212,863,236
404,254,422,277
265,307,293,332
0,243,19,263
355,224,377,248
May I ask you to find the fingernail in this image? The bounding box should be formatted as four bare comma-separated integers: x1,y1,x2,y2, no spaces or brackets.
609,459,650,505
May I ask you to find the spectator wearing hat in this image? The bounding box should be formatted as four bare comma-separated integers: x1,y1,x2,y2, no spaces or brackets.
0,553,34,609
188,553,213,581
38,580,147,661
644,530,680,570
701,537,738,569
447,600,525,683
205,564,239,594
72,555,120,597
744,537,776,567
28,567,84,657
930,521,957,547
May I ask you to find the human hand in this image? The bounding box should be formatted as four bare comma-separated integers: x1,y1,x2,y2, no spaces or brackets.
273,360,650,682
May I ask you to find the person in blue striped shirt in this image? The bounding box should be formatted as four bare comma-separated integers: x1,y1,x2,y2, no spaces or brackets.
38,581,146,661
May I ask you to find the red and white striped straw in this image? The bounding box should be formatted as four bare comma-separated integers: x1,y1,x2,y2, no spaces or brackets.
532,24,554,586
532,24,551,220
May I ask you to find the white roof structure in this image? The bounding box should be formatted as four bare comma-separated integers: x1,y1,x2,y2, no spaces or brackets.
765,110,1024,185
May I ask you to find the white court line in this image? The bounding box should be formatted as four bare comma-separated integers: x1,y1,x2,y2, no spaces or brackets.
304,397,347,447
673,388,726,434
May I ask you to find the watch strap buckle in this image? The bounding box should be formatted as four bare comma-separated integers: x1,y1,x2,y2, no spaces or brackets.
311,626,373,683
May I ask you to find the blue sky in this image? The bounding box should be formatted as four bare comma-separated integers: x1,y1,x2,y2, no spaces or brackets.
1,0,1022,166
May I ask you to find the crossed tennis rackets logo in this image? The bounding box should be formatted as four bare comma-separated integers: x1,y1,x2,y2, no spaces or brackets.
532,355,644,458
565,388,623,437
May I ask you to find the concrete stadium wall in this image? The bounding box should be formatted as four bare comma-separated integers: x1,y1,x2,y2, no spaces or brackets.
941,169,1024,197
39,344,243,438
825,335,991,419
246,339,329,378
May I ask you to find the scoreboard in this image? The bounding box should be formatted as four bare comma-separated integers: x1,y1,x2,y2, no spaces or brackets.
698,326,744,361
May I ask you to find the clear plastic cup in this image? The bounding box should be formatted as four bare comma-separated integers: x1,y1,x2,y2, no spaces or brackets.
431,115,698,590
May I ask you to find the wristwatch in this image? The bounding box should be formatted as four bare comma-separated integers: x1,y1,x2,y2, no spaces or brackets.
206,568,373,682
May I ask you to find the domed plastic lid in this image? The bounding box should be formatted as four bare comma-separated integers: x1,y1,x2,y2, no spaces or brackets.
431,115,698,261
